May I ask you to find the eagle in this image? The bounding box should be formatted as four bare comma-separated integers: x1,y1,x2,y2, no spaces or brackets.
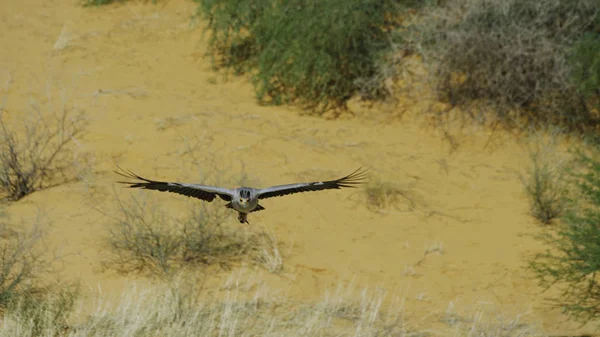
115,167,368,224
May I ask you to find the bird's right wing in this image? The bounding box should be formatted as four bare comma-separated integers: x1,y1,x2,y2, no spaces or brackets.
115,167,233,202
256,167,368,199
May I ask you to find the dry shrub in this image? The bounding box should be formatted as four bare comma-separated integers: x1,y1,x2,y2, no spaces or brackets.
413,0,600,130
520,132,570,224
103,191,282,277
364,178,417,212
0,80,87,201
0,208,78,336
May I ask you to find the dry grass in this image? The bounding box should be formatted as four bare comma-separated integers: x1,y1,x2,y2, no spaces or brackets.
364,178,418,212
0,208,61,308
0,272,545,336
251,226,283,274
0,207,79,336
519,131,571,224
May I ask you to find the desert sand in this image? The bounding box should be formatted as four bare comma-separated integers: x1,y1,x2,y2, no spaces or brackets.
1,0,597,335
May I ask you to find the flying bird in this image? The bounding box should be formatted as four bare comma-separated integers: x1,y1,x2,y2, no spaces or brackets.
115,167,369,224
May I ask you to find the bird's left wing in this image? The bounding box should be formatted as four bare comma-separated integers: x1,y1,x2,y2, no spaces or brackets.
115,167,234,202
256,167,368,200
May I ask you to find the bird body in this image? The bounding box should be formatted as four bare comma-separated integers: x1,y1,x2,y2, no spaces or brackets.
115,167,368,224
228,187,261,223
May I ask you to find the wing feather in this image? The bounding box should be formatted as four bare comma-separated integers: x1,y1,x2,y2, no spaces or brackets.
256,167,368,200
115,167,233,202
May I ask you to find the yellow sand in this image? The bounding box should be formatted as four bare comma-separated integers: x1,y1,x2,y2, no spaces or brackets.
0,0,596,335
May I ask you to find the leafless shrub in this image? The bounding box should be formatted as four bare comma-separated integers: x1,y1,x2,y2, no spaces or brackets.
103,192,184,275
103,190,278,277
179,201,256,268
0,80,87,201
413,0,599,130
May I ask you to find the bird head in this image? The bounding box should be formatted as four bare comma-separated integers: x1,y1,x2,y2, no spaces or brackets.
239,189,251,207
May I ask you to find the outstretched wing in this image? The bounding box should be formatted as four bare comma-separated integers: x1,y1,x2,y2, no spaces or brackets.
256,167,368,200
115,167,234,202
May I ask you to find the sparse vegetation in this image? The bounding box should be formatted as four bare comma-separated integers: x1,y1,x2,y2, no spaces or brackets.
0,208,79,336
530,149,600,322
7,286,79,337
0,209,53,309
0,275,543,337
103,191,281,276
0,85,87,201
251,226,283,274
411,0,600,130
364,178,417,212
520,134,570,224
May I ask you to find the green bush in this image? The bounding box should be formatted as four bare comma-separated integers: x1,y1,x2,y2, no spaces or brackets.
571,31,600,100
413,0,599,130
530,149,600,322
195,0,269,73
196,0,407,111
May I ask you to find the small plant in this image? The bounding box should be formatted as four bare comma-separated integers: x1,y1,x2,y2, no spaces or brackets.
251,226,283,274
530,149,600,323
0,86,87,201
520,135,569,224
364,178,416,211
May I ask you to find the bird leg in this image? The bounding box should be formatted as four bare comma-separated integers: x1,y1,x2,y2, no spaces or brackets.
237,212,250,225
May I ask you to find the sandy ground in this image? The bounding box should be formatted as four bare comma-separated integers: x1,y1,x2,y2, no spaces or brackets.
1,0,597,335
